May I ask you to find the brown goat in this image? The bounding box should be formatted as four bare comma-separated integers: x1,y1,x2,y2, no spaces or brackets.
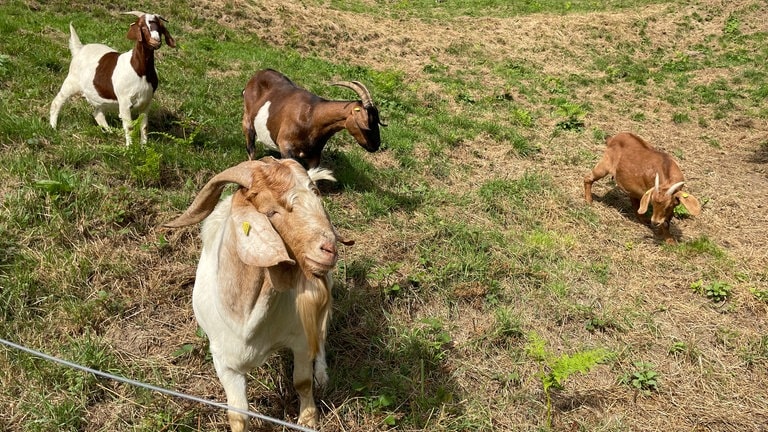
242,68,385,168
584,132,702,243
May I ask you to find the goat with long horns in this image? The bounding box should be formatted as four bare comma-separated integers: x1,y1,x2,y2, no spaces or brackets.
242,68,386,168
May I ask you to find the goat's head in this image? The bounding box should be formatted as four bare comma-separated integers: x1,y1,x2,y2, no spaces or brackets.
639,173,702,227
331,81,386,153
124,11,175,50
165,157,353,278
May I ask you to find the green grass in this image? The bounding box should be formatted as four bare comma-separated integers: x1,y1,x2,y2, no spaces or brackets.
2,0,767,430
322,0,672,19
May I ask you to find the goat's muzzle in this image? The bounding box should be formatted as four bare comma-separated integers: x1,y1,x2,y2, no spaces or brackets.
304,239,338,276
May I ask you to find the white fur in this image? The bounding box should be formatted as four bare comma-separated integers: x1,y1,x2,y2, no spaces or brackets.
144,14,161,41
253,101,279,151
193,189,333,431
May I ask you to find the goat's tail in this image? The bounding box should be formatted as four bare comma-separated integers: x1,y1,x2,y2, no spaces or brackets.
296,274,331,359
68,23,82,56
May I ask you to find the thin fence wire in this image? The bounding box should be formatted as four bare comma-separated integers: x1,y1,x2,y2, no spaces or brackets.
0,337,317,432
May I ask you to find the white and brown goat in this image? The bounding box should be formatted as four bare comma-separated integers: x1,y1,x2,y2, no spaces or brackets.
584,132,702,243
49,11,175,146
164,157,353,431
242,68,385,168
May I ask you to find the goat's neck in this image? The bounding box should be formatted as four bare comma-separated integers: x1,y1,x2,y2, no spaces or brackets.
312,101,354,138
130,42,159,91
217,239,269,324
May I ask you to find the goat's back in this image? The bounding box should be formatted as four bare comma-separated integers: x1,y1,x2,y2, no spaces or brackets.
605,132,684,196
244,69,321,113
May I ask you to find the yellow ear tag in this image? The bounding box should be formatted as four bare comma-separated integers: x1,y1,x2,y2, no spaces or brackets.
242,222,251,236
682,193,689,198
354,107,361,112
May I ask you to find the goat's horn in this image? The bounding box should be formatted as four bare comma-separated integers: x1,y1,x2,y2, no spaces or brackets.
123,11,146,17
164,161,262,228
331,80,374,108
667,181,685,196
654,173,660,193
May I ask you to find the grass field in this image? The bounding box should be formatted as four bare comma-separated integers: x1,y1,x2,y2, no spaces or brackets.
1,0,767,431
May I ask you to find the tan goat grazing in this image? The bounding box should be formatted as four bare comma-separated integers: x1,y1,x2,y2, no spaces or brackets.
164,157,353,431
584,132,702,243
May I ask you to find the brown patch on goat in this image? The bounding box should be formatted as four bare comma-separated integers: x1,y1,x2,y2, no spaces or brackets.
130,46,159,92
222,191,271,322
93,52,119,100
247,159,297,205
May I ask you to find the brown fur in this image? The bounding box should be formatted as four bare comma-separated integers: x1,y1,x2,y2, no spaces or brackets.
296,275,331,358
93,52,119,100
242,68,382,167
584,132,702,243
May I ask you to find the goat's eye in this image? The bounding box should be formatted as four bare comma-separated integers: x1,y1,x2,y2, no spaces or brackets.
266,210,278,218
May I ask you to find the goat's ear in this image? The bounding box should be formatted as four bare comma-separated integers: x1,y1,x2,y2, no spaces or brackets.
675,192,702,216
127,22,142,42
161,26,176,48
231,204,295,267
351,106,371,130
638,188,653,214
333,226,355,246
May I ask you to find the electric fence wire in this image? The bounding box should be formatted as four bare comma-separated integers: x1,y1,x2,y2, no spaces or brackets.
0,337,317,432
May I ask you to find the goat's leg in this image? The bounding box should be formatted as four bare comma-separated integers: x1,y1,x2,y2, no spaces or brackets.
93,109,110,130
49,76,79,129
138,109,149,145
292,346,319,427
243,116,257,160
314,303,330,387
584,161,610,204
314,345,329,387
659,221,675,244
214,360,250,432
118,100,134,146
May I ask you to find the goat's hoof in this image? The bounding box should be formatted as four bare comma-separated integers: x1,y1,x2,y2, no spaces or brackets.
298,408,319,428
227,411,249,432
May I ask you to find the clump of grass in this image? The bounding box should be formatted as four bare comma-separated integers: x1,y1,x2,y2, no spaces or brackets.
619,361,659,395
674,236,725,259
690,279,732,302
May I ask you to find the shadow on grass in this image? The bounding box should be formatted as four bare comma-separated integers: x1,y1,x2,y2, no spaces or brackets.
320,149,425,215
590,187,684,244
322,261,466,429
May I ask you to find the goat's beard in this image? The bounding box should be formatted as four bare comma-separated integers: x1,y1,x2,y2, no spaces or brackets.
295,273,332,359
